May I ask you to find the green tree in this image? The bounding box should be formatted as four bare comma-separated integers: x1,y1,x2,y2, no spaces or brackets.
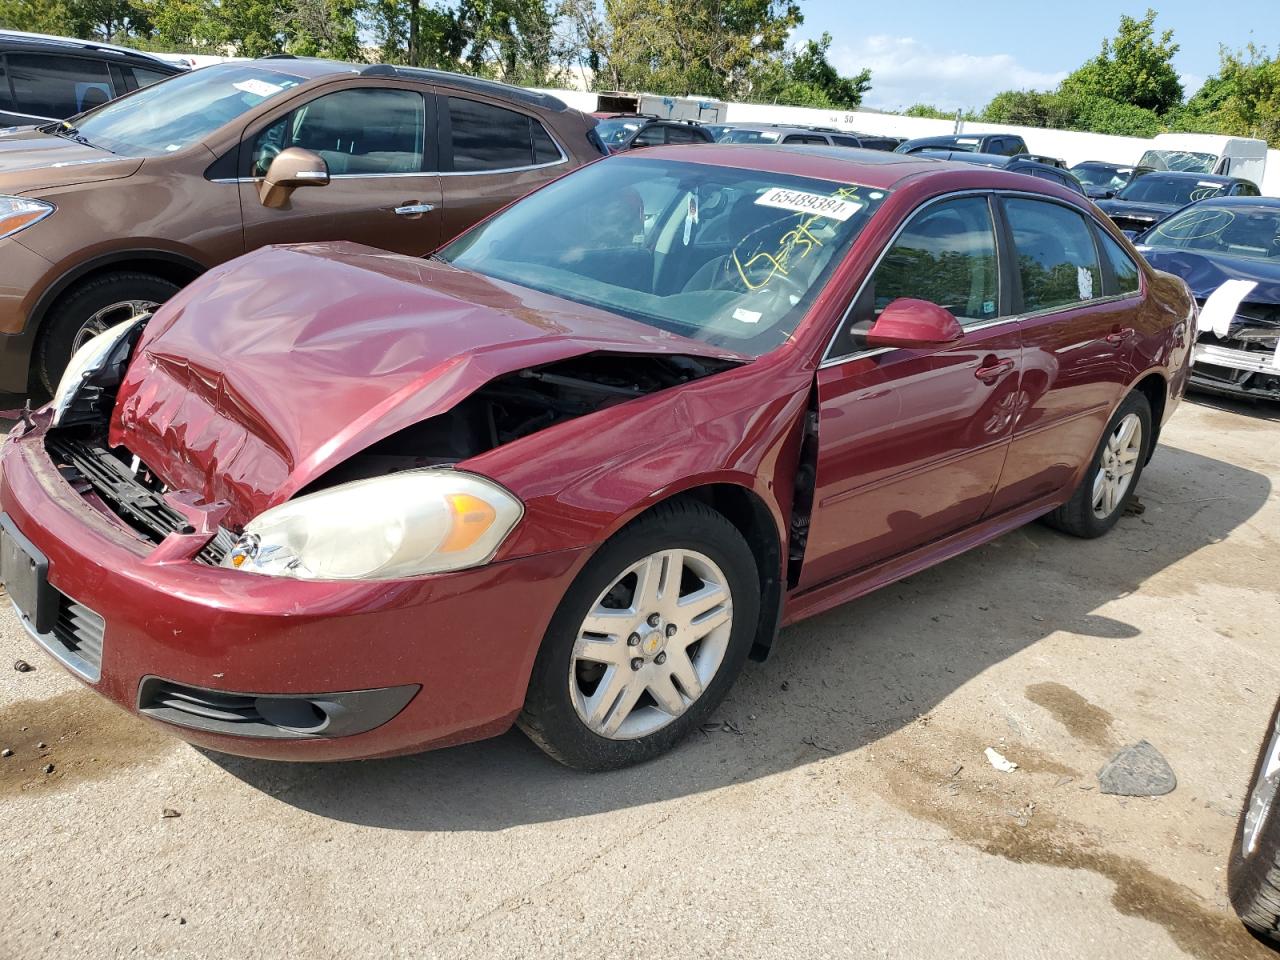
1060,8,1182,115
287,0,361,59
1179,45,1280,147
0,0,71,34
748,32,870,108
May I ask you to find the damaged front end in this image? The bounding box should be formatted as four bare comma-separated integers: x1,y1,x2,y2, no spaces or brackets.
1193,300,1280,401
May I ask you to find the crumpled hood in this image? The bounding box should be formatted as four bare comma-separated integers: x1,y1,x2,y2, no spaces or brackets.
0,128,142,193
110,242,742,526
1137,247,1280,304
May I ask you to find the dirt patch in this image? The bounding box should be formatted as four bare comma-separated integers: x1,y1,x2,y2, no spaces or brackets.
1026,682,1115,748
872,726,1269,960
0,689,174,797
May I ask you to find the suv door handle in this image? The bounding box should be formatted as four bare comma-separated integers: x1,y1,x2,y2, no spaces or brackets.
975,357,1014,384
394,203,436,216
1105,327,1135,346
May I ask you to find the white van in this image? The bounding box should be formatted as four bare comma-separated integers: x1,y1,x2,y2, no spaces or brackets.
1138,133,1267,186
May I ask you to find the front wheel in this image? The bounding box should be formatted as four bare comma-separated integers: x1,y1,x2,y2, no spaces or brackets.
1042,390,1152,538
1229,698,1280,943
37,272,180,393
519,499,760,771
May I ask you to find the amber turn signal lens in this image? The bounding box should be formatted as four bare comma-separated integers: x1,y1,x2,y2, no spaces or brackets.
440,493,498,553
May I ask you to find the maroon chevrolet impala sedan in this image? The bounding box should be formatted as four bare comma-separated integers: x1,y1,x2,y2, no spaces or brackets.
0,146,1194,770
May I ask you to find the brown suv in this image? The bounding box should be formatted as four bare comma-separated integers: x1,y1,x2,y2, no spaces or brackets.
0,56,603,392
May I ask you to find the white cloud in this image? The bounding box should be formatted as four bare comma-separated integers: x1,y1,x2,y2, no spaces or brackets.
830,35,1068,113
1179,72,1205,99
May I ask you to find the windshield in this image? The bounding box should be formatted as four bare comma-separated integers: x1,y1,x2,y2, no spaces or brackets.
1138,149,1218,174
595,119,644,146
64,64,305,156
1146,204,1280,262
720,129,782,144
440,156,889,356
1072,165,1132,191
1116,174,1226,206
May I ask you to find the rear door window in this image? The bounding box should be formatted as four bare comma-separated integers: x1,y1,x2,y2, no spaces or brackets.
447,96,551,171
631,125,666,148
783,134,828,145
664,125,705,144
1004,197,1103,313
6,53,113,118
250,88,426,176
128,66,173,90
831,135,861,147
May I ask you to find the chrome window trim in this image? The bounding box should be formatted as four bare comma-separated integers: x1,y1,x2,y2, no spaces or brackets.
210,152,569,187
820,187,1142,369
1,108,57,122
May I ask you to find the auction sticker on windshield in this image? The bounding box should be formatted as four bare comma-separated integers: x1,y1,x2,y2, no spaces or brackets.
234,78,285,99
755,188,863,221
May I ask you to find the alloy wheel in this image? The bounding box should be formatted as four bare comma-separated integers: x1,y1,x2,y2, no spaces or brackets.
1092,413,1143,519
71,300,158,353
569,548,733,740
1243,721,1280,857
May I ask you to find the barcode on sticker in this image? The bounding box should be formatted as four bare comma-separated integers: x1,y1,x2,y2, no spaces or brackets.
755,188,862,221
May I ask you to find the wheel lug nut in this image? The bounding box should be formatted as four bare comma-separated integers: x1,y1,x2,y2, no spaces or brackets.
647,613,661,627
665,624,677,637
627,633,641,647
655,652,667,665
630,657,644,671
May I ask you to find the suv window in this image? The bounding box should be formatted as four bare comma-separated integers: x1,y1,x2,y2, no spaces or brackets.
783,134,828,145
448,96,556,171
831,135,861,148
854,195,1000,334
6,53,113,118
1005,197,1102,312
1233,181,1260,196
664,125,705,144
1097,229,1140,295
252,88,425,176
128,66,172,90
632,124,667,148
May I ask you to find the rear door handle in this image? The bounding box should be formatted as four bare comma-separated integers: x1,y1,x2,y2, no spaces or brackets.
1105,327,1135,346
394,203,436,216
975,357,1014,384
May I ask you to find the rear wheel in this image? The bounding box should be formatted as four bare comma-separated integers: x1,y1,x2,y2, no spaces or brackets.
519,499,759,771
37,273,179,392
1042,391,1152,538
1230,698,1280,943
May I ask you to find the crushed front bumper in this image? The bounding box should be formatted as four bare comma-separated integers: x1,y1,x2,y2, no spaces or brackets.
1191,342,1280,402
0,422,589,760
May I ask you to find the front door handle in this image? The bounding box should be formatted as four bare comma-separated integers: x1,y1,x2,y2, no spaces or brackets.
394,202,436,216
1105,327,1135,346
975,357,1014,384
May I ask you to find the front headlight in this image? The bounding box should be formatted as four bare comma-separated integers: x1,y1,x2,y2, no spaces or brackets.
51,314,147,426
0,196,54,241
222,470,524,580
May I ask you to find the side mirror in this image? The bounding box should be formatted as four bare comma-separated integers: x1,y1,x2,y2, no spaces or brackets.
865,298,964,349
258,147,329,209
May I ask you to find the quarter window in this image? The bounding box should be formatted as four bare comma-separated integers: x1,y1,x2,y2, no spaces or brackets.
1004,197,1102,313
129,67,172,89
251,88,425,177
6,53,113,118
1097,229,1140,295
448,96,558,171
856,195,1000,333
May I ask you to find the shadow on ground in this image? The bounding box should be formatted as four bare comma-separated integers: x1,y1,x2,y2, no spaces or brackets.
202,441,1271,831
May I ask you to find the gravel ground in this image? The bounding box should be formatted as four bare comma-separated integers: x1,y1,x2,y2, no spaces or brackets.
1,394,1278,960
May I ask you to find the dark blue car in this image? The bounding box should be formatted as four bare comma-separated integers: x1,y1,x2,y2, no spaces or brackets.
1134,196,1280,401
1098,171,1261,236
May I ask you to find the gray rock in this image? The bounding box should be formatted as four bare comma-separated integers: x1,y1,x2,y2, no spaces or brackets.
1098,740,1176,796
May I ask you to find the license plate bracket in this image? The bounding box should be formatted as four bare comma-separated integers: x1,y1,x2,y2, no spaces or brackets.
0,513,56,635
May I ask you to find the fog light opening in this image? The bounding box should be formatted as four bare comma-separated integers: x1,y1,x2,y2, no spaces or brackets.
254,697,328,733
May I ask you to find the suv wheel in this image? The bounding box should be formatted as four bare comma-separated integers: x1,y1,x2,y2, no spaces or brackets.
37,273,179,392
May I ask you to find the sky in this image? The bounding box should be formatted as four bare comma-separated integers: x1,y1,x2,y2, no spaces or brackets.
798,0,1274,112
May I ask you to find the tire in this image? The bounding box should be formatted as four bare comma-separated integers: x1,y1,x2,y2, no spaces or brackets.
36,273,180,393
519,498,760,771
1229,697,1280,943
1042,390,1152,539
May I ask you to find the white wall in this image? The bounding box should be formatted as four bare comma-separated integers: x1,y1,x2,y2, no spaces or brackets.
535,90,1280,197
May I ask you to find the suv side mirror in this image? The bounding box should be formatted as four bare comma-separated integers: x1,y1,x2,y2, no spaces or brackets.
865,298,964,349
258,148,330,209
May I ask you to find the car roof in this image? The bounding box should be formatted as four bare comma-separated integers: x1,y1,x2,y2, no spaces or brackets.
1074,160,1131,169
233,57,572,112
1140,170,1237,184
0,29,181,68
1184,196,1280,211
619,143,1057,192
